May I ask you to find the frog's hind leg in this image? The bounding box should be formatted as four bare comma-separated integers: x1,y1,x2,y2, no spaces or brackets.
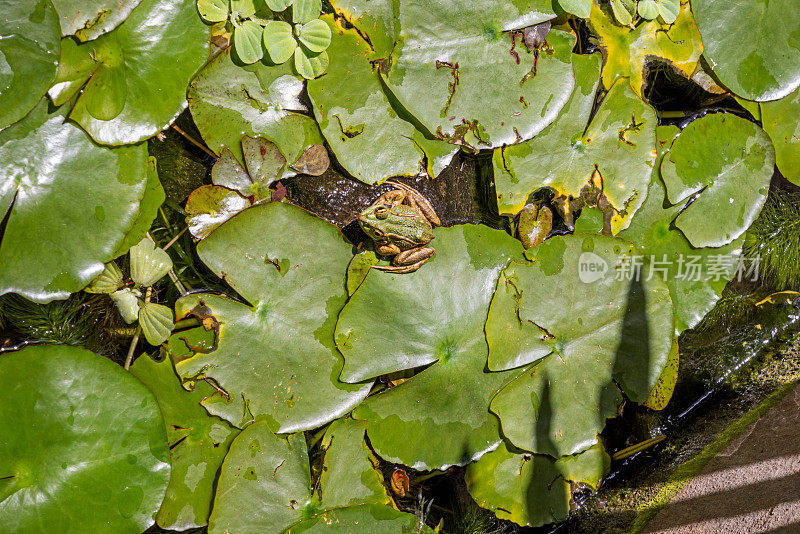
386,181,441,227
373,246,435,273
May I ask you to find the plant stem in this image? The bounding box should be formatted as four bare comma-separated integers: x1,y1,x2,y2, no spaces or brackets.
124,287,152,370
162,227,187,252
172,125,218,158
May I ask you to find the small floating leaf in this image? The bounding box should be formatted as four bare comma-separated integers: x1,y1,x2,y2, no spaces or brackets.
234,20,266,64
197,0,229,22
85,262,124,294
298,19,331,53
111,288,142,324
293,0,322,23
130,238,173,287
138,301,175,345
263,20,297,63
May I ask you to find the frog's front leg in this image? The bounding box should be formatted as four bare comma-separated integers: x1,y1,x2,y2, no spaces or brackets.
373,246,435,273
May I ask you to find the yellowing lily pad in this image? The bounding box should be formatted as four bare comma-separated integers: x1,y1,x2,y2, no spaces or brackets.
494,52,656,233
51,0,143,41
173,202,371,431
692,0,800,101
488,235,674,457
330,0,396,58
659,113,773,248
0,345,169,533
382,1,576,148
335,224,525,469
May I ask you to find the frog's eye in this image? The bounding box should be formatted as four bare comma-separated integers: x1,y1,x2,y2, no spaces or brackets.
375,206,389,220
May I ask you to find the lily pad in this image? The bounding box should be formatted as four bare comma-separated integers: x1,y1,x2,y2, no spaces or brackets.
113,156,166,258
494,53,656,233
382,0,576,148
487,235,673,456
307,16,455,184
618,129,744,333
590,1,703,97
0,0,60,129
0,345,169,532
761,86,800,185
0,101,149,303
283,504,435,533
317,418,390,508
659,113,773,248
692,0,800,101
185,185,252,240
335,224,525,469
47,0,209,145
130,354,239,530
329,0,396,58
210,420,392,532
188,47,324,166
173,202,371,431
466,442,609,528
51,0,143,41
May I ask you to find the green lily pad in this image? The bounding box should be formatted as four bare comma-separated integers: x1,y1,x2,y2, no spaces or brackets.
659,113,773,248
283,504,435,533
173,202,371,431
210,419,392,532
318,419,390,508
113,156,166,258
130,354,239,530
692,0,800,101
47,0,209,145
761,86,800,185
466,442,609,528
494,53,656,233
382,1,575,148
188,47,324,166
335,225,524,469
0,345,169,533
617,128,744,333
130,238,173,287
590,1,703,97
242,135,287,189
185,185,252,240
487,235,673,456
0,101,149,303
329,0,395,58
307,17,455,184
51,0,143,40
0,0,60,129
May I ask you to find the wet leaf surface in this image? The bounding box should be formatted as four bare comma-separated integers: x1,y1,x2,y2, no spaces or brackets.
692,0,800,101
383,0,575,148
0,102,149,303
761,85,800,185
330,0,396,58
488,235,673,456
173,202,371,431
48,0,209,145
0,345,169,532
659,113,773,248
335,224,524,469
188,48,323,165
185,184,252,239
466,442,609,527
0,0,60,129
495,53,656,233
282,504,435,533
130,354,239,530
51,0,143,41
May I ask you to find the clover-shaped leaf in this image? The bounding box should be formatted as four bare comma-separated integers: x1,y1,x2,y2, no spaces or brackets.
382,0,575,148
234,19,266,64
494,53,656,233
487,235,673,457
0,102,150,303
198,0,229,22
48,0,209,145
298,19,331,52
659,113,773,248
111,288,142,323
264,20,297,63
294,48,328,79
266,0,293,10
293,0,322,23
692,0,800,101
335,225,524,469
0,0,60,129
173,202,371,431
85,262,124,294
0,345,169,532
130,238,173,287
130,354,239,530
139,301,175,346
557,0,591,18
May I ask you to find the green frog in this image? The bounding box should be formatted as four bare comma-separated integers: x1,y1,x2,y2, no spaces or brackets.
358,181,440,273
